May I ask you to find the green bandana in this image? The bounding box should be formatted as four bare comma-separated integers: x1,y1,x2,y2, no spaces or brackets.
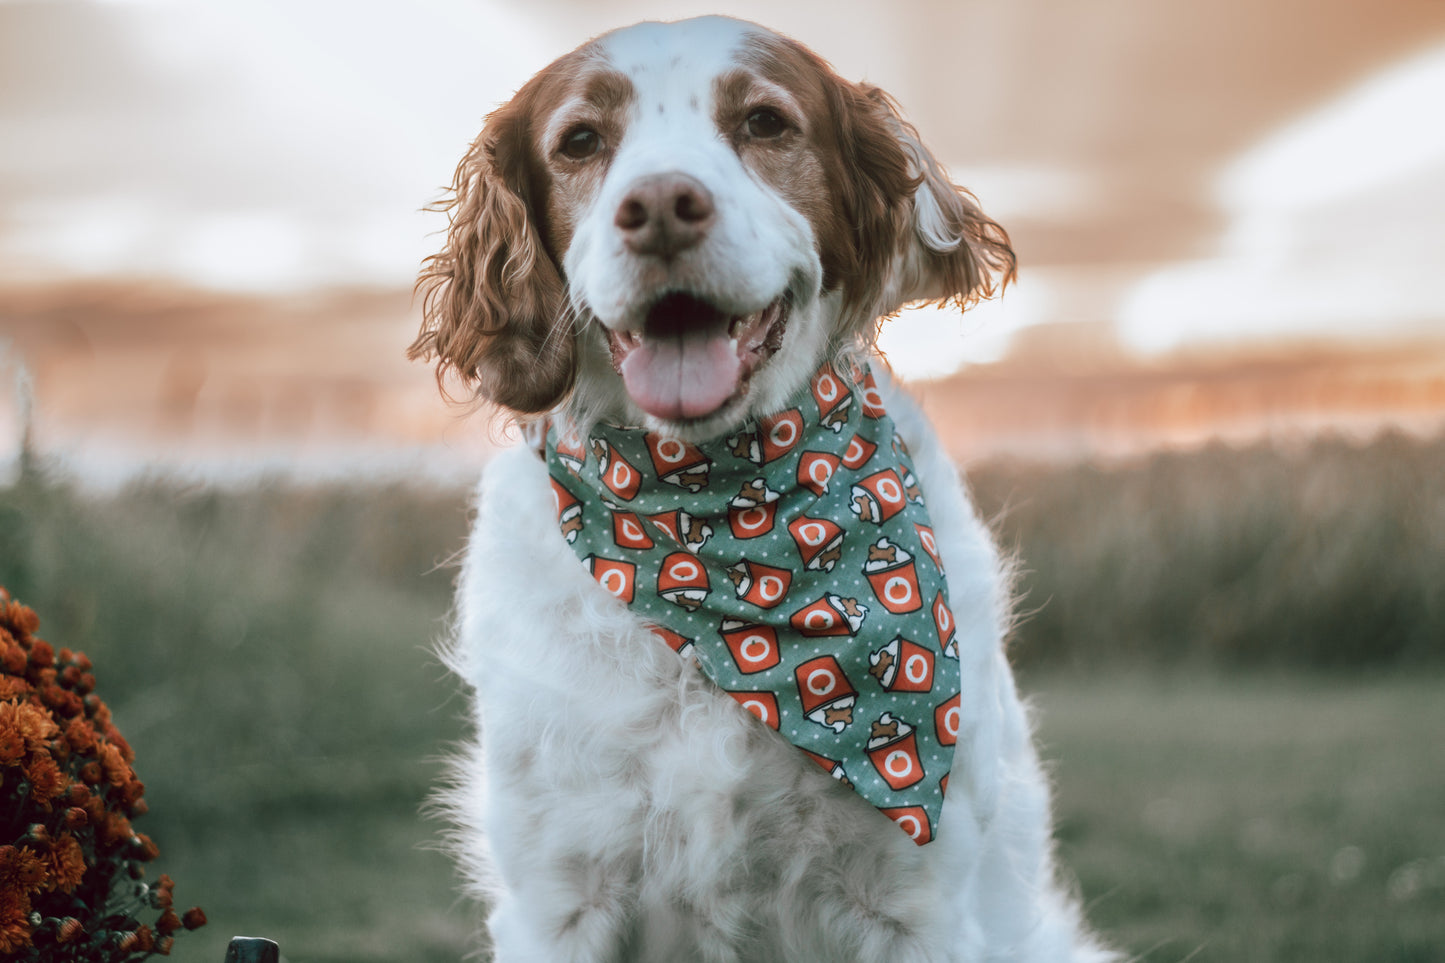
545,363,963,845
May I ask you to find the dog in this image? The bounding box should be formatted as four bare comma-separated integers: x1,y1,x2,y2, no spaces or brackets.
412,16,1113,963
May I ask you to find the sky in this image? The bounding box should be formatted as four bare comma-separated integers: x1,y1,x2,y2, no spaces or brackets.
1,0,1443,382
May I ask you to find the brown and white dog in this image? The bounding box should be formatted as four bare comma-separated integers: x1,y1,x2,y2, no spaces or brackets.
413,16,1112,963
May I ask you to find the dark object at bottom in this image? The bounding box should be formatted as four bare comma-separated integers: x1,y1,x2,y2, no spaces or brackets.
225,936,280,963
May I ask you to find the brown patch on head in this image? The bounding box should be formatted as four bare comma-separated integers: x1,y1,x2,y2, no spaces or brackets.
732,33,917,326
537,67,636,258
732,29,1016,333
408,44,634,414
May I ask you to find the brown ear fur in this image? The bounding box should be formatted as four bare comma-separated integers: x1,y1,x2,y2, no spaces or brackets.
409,104,574,415
813,70,920,324
874,90,1017,309
812,65,1015,329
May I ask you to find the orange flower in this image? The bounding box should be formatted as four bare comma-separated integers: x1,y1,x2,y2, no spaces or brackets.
96,812,132,848
97,740,131,786
153,874,175,909
46,834,87,893
4,600,39,636
117,777,146,810
26,638,54,668
0,725,22,766
156,908,181,935
0,902,32,955
107,727,135,764
2,589,204,958
0,845,47,893
23,752,67,807
131,833,160,862
64,715,97,754
41,683,84,718
55,916,84,943
3,700,57,751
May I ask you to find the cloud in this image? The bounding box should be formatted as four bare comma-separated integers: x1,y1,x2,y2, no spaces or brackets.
1118,42,1445,355
0,0,557,288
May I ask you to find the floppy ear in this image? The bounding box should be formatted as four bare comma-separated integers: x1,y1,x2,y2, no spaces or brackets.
859,89,1016,315
817,77,919,325
820,79,1015,330
409,103,575,414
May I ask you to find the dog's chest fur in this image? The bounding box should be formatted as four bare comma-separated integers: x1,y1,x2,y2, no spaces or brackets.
440,375,1090,962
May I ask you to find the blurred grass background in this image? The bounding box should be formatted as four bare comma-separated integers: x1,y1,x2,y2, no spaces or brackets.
1,430,1442,961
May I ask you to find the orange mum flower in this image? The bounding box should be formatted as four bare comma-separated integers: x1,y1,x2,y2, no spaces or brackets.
4,600,39,636
2,589,205,958
153,874,175,909
0,845,47,893
155,908,181,936
27,638,54,669
23,751,67,807
132,833,160,862
56,916,84,943
97,740,131,786
41,682,84,718
97,811,133,848
64,715,97,754
5,700,57,751
181,906,207,930
0,903,32,956
0,725,22,766
107,727,135,764
47,834,87,893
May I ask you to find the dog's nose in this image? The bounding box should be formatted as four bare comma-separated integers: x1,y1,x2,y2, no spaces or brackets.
614,173,715,258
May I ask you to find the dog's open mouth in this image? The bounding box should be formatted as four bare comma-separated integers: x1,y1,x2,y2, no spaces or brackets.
605,292,790,421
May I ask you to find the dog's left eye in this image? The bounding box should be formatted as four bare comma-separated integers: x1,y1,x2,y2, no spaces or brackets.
560,126,602,160
745,108,788,139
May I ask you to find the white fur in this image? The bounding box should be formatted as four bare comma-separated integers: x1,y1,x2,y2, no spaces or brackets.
433,17,1114,962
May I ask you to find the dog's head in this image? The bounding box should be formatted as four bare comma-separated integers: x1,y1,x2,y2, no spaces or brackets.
411,16,1014,440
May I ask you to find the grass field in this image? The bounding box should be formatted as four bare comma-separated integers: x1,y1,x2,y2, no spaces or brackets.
1029,672,1445,963
2,432,1441,961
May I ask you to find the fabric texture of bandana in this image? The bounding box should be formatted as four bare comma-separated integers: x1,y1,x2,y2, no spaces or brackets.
544,363,963,845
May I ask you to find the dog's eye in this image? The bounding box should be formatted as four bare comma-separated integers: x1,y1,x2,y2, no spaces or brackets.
561,126,602,160
745,108,787,139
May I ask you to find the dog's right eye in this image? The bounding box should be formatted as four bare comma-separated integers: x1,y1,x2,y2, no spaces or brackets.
561,126,602,160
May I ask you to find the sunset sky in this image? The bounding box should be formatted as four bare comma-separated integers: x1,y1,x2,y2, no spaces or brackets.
1,0,1443,477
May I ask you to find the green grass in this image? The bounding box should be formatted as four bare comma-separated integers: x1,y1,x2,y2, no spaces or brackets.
1,432,1441,960
1030,672,1445,963
969,432,1445,669
0,473,476,961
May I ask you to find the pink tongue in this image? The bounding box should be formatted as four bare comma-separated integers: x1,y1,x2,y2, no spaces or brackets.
620,331,741,420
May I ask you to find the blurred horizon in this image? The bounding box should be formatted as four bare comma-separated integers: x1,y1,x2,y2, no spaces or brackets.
1,0,1444,482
